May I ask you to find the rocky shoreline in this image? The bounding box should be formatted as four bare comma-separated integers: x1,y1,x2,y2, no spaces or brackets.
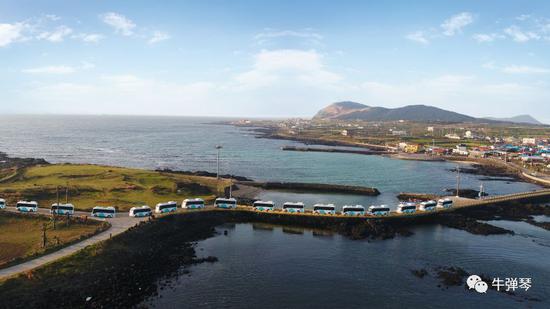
1,200,549,307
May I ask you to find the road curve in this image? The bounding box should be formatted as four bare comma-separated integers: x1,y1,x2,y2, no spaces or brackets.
0,207,145,280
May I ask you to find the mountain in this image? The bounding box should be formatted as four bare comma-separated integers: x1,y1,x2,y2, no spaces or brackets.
484,115,543,125
313,102,476,122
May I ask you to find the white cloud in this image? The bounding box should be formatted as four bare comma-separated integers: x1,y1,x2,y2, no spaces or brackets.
516,14,531,21
441,12,474,36
406,31,429,44
100,12,136,36
0,23,24,47
148,31,170,44
80,61,95,70
22,62,95,74
44,14,61,21
233,49,342,89
37,25,73,42
504,25,540,42
73,33,104,43
358,75,548,119
502,65,550,74
22,65,76,74
472,33,504,43
255,30,323,40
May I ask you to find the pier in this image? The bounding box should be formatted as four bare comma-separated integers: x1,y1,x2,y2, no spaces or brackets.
281,145,390,155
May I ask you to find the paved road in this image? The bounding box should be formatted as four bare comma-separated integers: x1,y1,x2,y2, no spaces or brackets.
2,188,550,280
0,207,145,280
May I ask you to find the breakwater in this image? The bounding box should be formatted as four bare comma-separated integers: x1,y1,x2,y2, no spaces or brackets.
235,181,381,196
281,145,390,155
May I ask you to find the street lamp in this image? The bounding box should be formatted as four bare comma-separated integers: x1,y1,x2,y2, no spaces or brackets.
456,165,461,198
216,145,223,180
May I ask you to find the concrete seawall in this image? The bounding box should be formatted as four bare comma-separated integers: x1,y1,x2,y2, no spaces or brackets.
235,181,381,196
281,146,390,155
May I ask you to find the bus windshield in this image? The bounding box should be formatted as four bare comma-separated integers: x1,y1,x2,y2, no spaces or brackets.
343,207,364,212
283,204,303,209
159,204,176,210
186,201,204,206
314,206,334,211
17,203,36,208
254,202,273,207
93,208,115,214
52,205,74,211
134,208,151,214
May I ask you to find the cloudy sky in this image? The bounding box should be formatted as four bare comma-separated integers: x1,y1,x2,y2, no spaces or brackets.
1,1,549,122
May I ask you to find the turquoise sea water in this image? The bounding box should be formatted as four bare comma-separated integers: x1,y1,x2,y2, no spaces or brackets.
0,115,548,308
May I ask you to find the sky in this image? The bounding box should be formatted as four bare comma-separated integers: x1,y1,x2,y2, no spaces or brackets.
0,0,549,122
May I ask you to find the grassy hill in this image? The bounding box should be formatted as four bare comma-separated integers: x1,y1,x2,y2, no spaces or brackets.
0,164,230,211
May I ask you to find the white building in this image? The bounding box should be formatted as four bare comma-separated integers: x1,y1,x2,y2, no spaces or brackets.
341,130,348,136
445,133,461,140
522,138,537,145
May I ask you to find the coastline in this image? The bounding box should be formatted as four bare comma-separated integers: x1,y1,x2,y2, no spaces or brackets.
231,123,550,188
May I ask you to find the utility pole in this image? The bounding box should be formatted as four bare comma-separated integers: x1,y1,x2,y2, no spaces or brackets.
457,165,461,197
216,145,222,180
65,182,69,204
42,223,47,248
479,183,484,199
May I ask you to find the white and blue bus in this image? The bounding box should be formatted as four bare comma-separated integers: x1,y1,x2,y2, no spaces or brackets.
91,206,116,218
16,201,38,213
0,198,5,209
253,200,274,212
368,205,390,216
155,201,178,214
182,198,205,209
437,198,453,209
342,205,365,216
130,205,152,217
419,200,437,211
397,202,417,214
215,198,237,209
282,202,305,213
50,203,75,215
313,204,336,215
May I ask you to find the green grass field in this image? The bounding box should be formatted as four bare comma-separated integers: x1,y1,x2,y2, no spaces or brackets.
0,164,230,211
0,212,106,268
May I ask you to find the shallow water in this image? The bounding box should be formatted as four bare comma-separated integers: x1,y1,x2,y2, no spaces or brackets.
0,115,541,209
146,223,550,308
1,115,548,307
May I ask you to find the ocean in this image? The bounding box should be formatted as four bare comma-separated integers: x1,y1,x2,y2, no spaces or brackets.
0,115,548,308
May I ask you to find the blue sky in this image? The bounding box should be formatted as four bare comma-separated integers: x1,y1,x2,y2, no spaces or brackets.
0,1,549,122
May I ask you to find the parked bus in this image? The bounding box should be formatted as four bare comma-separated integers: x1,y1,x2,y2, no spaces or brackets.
437,198,453,209
130,205,152,217
342,205,365,216
182,198,205,209
50,203,75,215
155,201,178,214
0,198,5,209
91,206,116,218
16,201,38,213
397,202,417,214
282,202,305,213
253,200,274,212
419,200,437,211
368,205,390,216
215,198,237,209
313,203,336,215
